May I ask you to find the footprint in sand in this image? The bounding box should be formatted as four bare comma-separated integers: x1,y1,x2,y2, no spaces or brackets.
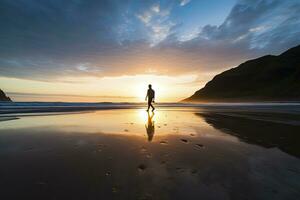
195,144,205,149
176,167,185,173
140,146,147,153
180,139,188,143
160,160,167,165
160,141,168,145
138,164,147,171
146,153,152,158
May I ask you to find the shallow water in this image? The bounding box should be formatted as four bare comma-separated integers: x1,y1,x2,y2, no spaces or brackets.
0,108,299,200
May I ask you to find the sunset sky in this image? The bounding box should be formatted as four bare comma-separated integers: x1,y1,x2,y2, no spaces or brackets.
1,0,300,102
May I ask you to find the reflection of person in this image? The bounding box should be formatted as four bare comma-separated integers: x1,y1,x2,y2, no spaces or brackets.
145,112,155,141
145,84,155,112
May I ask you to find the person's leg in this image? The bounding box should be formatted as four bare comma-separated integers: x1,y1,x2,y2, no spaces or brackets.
150,102,155,111
147,101,150,111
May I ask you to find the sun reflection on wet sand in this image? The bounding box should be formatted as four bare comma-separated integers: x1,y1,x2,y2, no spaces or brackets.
0,109,218,140
145,112,155,141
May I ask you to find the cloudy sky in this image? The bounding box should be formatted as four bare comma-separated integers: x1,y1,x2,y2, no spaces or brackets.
0,0,300,102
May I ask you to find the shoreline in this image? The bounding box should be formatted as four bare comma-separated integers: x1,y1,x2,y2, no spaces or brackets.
1,102,300,114
1,103,300,126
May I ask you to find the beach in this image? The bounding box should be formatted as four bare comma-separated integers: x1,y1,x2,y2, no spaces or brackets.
0,104,299,199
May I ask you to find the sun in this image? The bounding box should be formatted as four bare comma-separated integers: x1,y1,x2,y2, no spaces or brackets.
135,84,148,102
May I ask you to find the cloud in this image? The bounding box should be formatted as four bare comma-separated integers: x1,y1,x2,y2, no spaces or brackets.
157,0,300,72
179,0,191,6
136,2,173,45
151,4,160,13
0,0,299,82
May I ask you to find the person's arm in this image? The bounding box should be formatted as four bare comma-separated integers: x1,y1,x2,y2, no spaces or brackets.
145,90,148,101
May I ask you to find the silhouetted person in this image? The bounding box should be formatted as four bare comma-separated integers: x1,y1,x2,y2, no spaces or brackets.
145,112,155,141
145,84,155,112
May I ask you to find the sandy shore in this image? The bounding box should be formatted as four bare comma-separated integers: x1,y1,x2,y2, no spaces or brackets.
0,106,299,199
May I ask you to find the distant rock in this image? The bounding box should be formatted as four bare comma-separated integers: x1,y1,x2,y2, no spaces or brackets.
0,89,12,102
183,45,300,102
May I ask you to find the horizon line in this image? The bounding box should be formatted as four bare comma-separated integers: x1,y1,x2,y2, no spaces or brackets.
7,92,137,99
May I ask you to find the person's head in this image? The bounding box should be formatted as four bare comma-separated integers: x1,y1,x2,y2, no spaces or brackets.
148,84,152,89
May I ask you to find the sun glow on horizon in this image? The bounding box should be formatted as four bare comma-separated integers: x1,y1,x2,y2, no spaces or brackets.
0,74,200,102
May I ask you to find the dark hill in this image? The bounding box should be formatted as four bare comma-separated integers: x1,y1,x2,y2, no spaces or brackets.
0,89,12,102
184,45,300,102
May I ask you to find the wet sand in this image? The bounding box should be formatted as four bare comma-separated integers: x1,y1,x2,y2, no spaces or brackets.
0,107,299,199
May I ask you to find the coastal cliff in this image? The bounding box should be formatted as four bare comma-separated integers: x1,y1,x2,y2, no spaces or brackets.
184,45,300,102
